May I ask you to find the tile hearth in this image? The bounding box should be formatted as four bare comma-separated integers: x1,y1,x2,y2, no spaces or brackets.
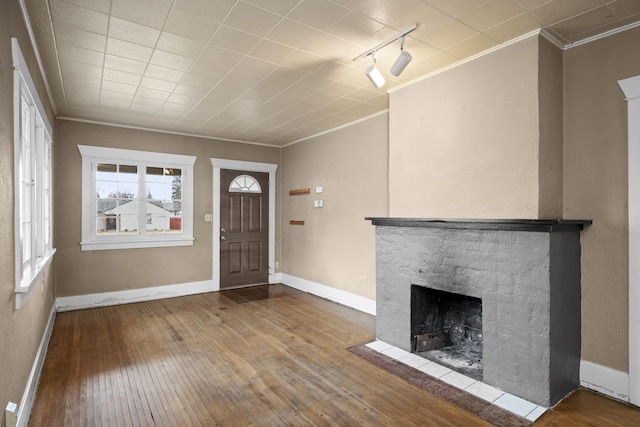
364,340,547,423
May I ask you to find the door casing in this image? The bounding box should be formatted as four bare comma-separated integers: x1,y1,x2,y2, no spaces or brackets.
619,74,640,406
211,158,277,291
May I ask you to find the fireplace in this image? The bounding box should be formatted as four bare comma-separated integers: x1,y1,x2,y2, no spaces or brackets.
411,286,483,380
367,218,591,407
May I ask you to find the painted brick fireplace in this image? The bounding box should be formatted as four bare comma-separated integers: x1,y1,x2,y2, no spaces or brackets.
368,218,591,407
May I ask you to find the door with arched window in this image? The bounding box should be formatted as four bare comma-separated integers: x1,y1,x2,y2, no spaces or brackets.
219,169,269,289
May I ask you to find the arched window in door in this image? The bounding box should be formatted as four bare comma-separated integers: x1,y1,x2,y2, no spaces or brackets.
229,174,262,193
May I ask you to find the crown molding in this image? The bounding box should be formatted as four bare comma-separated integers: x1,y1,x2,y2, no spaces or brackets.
57,116,283,148
17,0,57,116
562,20,640,50
283,109,389,147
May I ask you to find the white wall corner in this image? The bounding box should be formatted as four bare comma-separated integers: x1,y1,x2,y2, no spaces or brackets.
55,280,214,312
580,360,630,403
279,273,376,316
16,305,56,427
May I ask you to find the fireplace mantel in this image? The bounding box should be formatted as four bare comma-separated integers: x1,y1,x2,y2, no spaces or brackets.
366,217,592,232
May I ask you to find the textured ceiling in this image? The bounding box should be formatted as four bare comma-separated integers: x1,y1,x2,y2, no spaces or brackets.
23,0,640,146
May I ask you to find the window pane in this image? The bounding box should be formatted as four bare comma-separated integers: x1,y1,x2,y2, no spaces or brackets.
145,167,182,234
146,166,164,176
146,183,166,200
119,165,138,182
98,215,117,235
97,163,117,174
119,214,138,233
96,164,139,236
97,163,138,198
97,163,117,198
22,221,31,263
118,182,137,199
21,96,30,141
229,174,261,193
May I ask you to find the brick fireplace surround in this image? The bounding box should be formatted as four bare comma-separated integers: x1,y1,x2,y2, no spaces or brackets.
367,218,591,407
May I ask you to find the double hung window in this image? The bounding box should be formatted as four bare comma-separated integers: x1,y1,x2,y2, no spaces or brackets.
78,145,195,251
13,38,55,308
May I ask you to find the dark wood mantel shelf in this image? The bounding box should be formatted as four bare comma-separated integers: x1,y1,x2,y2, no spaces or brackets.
365,217,592,232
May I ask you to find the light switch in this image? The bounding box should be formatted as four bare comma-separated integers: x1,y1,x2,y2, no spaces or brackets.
315,186,323,193
204,213,213,222
314,200,324,208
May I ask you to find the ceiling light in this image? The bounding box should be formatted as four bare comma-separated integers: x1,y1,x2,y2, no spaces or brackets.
390,36,412,77
365,51,385,88
353,23,418,86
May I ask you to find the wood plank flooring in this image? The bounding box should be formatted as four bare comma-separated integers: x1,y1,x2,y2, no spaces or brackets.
30,284,640,426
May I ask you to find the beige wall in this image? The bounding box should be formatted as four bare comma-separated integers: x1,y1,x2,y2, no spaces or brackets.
389,35,542,218
54,120,281,297
281,113,389,300
564,27,640,371
0,0,56,419
538,36,564,218
387,29,637,375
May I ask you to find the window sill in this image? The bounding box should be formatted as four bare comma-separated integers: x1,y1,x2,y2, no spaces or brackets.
81,237,194,251
16,248,56,309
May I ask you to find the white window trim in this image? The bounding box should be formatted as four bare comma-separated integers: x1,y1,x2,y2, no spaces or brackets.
12,38,55,309
78,145,196,251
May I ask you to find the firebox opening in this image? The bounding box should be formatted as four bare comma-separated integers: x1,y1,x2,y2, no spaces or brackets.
411,285,483,381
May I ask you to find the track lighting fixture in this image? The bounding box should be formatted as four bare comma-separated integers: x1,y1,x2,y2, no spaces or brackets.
390,36,412,77
365,51,385,88
353,23,418,88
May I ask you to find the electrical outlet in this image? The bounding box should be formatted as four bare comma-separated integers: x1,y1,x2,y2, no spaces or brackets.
275,261,280,269
204,213,213,222
314,200,324,208
5,402,17,427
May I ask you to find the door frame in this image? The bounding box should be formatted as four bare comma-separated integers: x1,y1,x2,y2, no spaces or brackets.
211,158,278,291
619,74,640,406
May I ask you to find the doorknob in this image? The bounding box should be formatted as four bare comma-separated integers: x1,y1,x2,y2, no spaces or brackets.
220,235,226,241
220,228,226,233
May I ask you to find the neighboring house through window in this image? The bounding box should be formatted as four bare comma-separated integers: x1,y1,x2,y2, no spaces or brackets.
12,38,55,308
78,145,196,251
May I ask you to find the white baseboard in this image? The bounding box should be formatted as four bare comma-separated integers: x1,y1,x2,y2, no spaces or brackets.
269,273,281,284
580,360,630,402
56,280,214,312
16,304,56,427
278,273,376,315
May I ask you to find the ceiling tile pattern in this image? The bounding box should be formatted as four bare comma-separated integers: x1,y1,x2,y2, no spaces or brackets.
23,0,640,146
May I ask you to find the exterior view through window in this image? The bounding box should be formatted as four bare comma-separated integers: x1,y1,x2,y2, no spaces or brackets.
78,145,195,251
95,164,183,235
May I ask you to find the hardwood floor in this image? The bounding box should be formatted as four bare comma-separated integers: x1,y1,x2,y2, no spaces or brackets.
30,284,640,426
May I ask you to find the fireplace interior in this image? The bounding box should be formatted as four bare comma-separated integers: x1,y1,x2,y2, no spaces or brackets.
411,285,483,380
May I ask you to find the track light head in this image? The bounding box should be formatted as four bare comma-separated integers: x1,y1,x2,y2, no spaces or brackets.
365,63,385,88
365,51,385,88
390,36,412,76
390,50,412,76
